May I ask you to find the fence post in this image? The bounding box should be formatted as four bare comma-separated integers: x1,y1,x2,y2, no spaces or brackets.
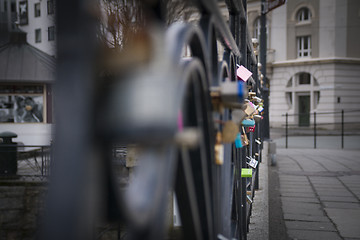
285,113,288,149
341,110,344,149
314,112,317,149
41,147,44,176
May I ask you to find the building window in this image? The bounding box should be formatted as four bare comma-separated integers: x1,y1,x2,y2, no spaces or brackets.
286,72,321,126
47,0,54,15
285,92,292,109
34,3,40,17
297,36,311,57
35,28,41,43
298,72,311,85
297,7,311,22
0,84,44,123
48,26,55,41
253,17,260,40
19,1,28,25
286,78,293,87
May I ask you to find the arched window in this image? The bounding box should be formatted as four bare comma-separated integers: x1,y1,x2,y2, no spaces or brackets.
298,72,311,85
253,17,260,40
285,73,321,119
253,17,269,46
297,7,311,22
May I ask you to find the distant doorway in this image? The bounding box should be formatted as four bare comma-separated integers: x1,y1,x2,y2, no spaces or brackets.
298,95,310,126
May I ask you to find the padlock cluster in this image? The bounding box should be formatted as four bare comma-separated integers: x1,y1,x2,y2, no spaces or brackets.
212,64,265,168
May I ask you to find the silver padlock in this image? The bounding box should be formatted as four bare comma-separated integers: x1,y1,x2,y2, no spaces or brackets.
220,77,247,108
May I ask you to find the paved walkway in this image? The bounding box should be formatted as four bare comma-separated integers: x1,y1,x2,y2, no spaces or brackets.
274,148,360,240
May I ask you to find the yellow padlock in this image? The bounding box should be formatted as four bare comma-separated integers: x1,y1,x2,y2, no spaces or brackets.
214,131,224,165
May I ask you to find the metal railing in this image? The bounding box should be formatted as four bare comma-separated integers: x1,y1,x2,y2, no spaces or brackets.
0,144,51,181
40,0,265,240
283,110,360,149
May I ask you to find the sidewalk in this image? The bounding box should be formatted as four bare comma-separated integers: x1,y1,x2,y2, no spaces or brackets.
271,148,360,240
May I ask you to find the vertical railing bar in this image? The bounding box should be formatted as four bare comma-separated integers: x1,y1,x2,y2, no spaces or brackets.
341,109,344,149
314,112,317,149
285,113,288,149
41,146,44,176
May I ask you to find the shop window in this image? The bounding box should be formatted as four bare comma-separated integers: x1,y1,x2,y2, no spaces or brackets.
0,84,44,123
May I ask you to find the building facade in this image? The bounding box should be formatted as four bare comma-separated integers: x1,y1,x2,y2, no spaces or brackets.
0,0,55,145
247,0,360,129
16,0,56,56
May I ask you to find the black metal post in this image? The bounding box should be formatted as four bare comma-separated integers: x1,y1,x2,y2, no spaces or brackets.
41,147,44,176
341,110,344,149
241,147,247,240
260,0,269,140
285,113,288,149
314,112,317,149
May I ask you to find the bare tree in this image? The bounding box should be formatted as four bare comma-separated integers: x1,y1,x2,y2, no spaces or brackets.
98,0,144,49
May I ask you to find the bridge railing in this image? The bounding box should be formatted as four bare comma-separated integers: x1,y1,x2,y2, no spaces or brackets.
40,1,266,240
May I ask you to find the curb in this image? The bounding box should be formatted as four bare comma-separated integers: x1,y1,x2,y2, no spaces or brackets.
247,149,269,240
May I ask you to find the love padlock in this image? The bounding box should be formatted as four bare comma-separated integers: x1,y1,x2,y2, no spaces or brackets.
231,109,248,125
242,118,255,128
215,131,224,165
241,127,249,146
220,77,247,108
253,114,262,123
248,126,255,132
222,120,239,143
244,101,256,116
237,65,253,82
241,168,252,178
235,133,243,148
247,156,258,169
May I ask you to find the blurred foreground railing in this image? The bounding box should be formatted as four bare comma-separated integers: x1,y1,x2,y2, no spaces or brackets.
40,0,267,240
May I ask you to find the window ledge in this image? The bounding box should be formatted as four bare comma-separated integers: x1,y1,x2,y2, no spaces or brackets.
296,21,312,26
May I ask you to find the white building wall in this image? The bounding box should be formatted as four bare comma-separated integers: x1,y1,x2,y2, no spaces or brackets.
269,61,338,128
319,0,336,58
270,4,287,62
0,123,52,145
0,1,55,145
334,62,360,120
268,0,360,129
334,0,347,57
17,0,56,56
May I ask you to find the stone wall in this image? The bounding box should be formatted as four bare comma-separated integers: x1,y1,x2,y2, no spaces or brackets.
0,181,47,240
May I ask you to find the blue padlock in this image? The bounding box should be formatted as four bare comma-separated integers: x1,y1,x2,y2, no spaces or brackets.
235,133,243,148
242,119,255,127
238,81,245,100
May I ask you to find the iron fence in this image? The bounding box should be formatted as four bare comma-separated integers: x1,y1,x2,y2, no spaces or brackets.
283,109,360,149
40,0,266,240
0,144,51,181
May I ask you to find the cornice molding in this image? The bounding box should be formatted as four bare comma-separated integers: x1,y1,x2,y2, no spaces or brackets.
271,57,360,67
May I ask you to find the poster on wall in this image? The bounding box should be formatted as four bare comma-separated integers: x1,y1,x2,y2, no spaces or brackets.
0,95,43,123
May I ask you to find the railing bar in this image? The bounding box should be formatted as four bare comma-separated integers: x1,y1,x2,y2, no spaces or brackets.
342,110,344,149
314,112,316,149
